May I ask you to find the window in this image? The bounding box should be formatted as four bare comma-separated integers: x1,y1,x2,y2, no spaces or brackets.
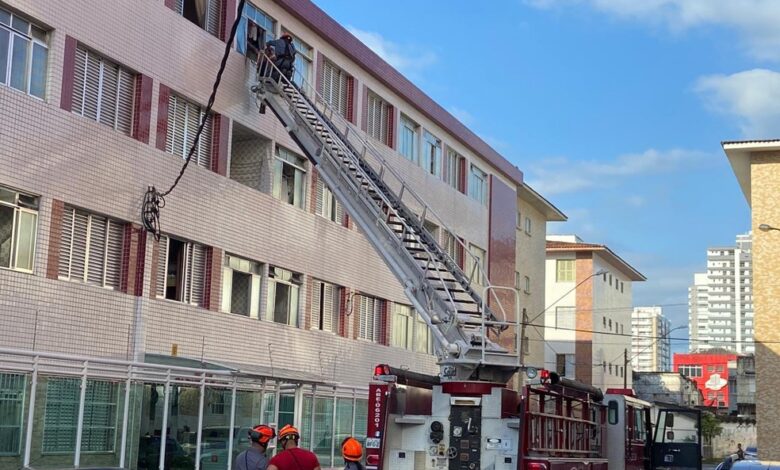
155,235,207,306
58,206,124,289
609,274,612,286
678,365,703,378
444,149,464,190
174,0,222,37
555,306,575,329
516,211,522,229
608,400,618,425
273,146,307,208
399,114,419,163
442,230,463,267
72,45,135,134
609,319,612,330
311,279,340,332
43,378,118,454
320,59,350,119
468,244,486,285
238,2,276,56
0,8,47,99
165,93,213,169
609,363,613,375
524,216,532,234
515,271,521,290
468,164,488,205
603,316,606,328
358,295,384,343
556,259,575,282
415,312,433,354
0,373,25,456
524,276,531,294
366,91,392,146
0,186,38,272
621,281,624,293
315,177,344,224
555,354,575,378
421,131,442,177
221,254,262,317
391,303,414,350
266,266,302,326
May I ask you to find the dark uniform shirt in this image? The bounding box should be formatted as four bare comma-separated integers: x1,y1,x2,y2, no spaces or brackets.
234,446,269,470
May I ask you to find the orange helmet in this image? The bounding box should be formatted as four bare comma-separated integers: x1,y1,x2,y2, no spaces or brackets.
249,425,275,446
277,424,300,443
341,437,363,462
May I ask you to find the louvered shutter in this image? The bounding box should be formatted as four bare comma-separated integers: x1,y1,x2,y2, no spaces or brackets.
187,243,206,306
155,235,169,298
198,112,213,169
323,283,335,332
59,208,75,279
311,281,321,330
115,69,134,135
104,220,124,289
70,210,89,281
206,0,221,37
73,47,88,116
322,61,333,106
87,214,107,285
83,52,101,121
359,296,368,340
98,62,118,128
167,95,188,157
185,102,199,161
315,177,324,216
335,198,344,225
337,70,348,116
175,0,184,14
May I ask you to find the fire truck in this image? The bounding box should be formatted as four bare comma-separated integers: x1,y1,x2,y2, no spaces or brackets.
252,57,701,470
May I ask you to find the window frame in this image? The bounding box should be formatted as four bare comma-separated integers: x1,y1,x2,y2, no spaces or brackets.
0,7,48,100
155,235,207,307
366,90,392,146
311,279,340,333
556,259,575,282
266,266,302,327
165,93,214,169
398,114,419,163
468,163,488,205
174,0,223,38
391,303,414,350
0,373,26,456
58,206,125,289
273,145,307,209
358,295,383,343
238,2,277,57
421,130,442,178
221,253,263,318
0,185,39,273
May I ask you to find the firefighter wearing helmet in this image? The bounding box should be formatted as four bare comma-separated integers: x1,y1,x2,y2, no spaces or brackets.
234,424,275,470
341,437,365,470
267,425,321,470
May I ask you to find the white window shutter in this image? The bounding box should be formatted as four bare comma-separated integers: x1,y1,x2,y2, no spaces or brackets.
338,70,348,116
59,208,75,279
322,61,334,106
175,0,184,14
187,243,206,307
311,280,322,330
105,220,124,289
198,111,213,169
71,210,90,282
98,62,118,128
221,266,232,313
155,235,169,298
83,52,101,121
315,177,324,217
86,214,107,285
206,0,221,36
116,69,135,135
185,102,199,161
73,47,88,116
323,283,335,332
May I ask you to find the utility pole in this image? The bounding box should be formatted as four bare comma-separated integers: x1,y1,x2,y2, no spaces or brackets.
624,348,628,389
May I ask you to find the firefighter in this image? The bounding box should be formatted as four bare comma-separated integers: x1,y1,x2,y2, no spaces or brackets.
267,425,321,470
341,437,365,470
234,424,275,470
261,33,296,81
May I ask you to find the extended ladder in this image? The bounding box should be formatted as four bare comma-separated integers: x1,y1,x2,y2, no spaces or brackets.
252,59,518,382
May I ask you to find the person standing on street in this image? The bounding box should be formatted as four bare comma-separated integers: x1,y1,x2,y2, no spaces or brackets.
267,425,321,470
737,443,745,460
341,437,365,470
234,424,275,470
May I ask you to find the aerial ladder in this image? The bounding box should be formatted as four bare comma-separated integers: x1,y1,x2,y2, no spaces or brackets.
252,59,519,385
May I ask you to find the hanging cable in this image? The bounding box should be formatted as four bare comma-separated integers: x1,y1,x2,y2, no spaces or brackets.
142,0,247,241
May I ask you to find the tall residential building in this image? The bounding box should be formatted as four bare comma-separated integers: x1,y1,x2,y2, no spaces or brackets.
0,1,558,468
545,235,646,391
631,306,671,372
688,233,754,354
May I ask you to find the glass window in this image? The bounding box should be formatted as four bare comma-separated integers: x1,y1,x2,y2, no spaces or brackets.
0,185,38,272
0,7,48,99
556,259,575,282
0,373,25,456
524,216,532,234
58,206,125,289
358,295,384,343
174,0,222,37
154,235,207,306
468,164,488,205
444,149,463,190
524,276,531,294
399,114,419,163
238,2,276,56
414,311,433,354
267,266,302,326
311,279,340,332
391,303,414,350
608,400,618,425
273,146,307,208
43,378,119,454
221,254,263,318
467,243,486,286
72,45,135,134
165,93,214,169
555,306,575,329
421,131,442,177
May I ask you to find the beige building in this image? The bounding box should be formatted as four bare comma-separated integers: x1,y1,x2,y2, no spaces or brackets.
724,140,780,460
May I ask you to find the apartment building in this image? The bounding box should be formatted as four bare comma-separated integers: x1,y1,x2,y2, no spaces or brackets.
688,233,754,354
631,306,671,372
724,140,780,458
544,235,645,391
0,0,549,468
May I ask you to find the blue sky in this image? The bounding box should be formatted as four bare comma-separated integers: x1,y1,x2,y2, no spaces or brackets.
314,0,777,351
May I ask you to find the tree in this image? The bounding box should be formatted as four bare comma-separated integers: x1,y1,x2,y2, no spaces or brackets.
701,412,723,444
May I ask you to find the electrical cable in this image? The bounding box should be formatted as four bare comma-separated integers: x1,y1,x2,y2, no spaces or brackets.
142,0,247,241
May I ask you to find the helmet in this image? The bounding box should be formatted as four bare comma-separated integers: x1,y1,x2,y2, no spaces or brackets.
249,425,275,446
277,424,300,443
341,437,363,462
281,32,293,41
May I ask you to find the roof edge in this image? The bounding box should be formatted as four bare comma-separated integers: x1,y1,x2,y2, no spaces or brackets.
519,183,567,221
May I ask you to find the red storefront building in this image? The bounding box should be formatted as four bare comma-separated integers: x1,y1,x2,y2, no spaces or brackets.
674,352,737,409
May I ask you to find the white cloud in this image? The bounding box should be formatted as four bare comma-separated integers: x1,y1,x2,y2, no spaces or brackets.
526,148,708,195
347,26,437,74
696,68,780,138
526,0,780,61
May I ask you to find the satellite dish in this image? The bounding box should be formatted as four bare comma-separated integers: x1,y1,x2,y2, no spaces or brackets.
526,367,538,379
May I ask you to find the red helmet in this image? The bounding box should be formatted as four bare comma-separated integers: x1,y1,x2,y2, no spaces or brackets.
248,425,275,446
278,424,300,443
341,437,363,462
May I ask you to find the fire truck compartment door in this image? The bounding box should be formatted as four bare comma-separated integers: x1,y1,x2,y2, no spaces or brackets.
651,409,702,470
449,404,482,470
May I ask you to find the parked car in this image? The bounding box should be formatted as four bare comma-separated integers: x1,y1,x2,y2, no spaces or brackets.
730,461,780,470
137,435,195,469
199,426,253,470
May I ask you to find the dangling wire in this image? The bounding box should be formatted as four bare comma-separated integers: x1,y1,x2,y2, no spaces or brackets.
142,0,247,241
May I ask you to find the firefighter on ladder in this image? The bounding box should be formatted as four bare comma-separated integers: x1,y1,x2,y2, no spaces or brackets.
341,437,365,470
